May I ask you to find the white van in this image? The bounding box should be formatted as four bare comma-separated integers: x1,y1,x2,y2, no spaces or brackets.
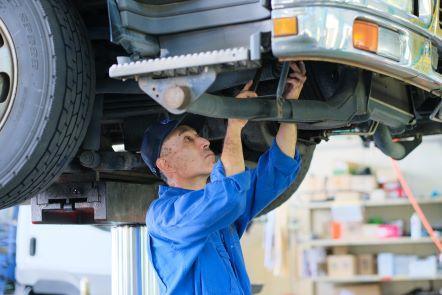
14,206,111,295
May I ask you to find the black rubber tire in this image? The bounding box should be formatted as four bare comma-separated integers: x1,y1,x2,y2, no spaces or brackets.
0,0,95,208
258,141,316,216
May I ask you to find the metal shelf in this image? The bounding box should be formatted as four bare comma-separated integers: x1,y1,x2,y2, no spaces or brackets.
310,274,442,283
298,198,442,209
303,237,441,247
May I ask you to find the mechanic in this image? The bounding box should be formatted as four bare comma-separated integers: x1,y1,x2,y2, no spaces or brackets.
141,61,307,295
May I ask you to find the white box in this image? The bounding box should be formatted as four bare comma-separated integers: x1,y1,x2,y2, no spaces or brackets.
394,255,412,276
377,253,394,277
331,205,364,223
409,256,437,277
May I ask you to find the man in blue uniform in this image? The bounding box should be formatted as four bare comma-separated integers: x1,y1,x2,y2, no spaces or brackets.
141,62,306,294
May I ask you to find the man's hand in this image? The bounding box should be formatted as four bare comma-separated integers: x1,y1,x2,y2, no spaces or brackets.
221,81,257,176
229,80,258,129
276,61,307,158
284,61,307,100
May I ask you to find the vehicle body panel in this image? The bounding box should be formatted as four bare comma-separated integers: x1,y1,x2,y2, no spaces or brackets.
271,0,441,95
15,206,111,294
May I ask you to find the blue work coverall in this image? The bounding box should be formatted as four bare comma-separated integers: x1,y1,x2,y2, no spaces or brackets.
146,140,302,294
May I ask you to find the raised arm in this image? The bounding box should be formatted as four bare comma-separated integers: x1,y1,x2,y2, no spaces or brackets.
221,81,256,176
235,62,306,236
276,61,306,157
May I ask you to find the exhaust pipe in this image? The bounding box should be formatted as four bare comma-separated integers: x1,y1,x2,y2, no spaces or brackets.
187,68,366,123
374,124,421,160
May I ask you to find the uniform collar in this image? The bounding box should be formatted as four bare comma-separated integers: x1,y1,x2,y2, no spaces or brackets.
158,185,193,198
158,160,225,198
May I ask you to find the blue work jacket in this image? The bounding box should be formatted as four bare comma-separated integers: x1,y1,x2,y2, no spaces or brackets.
146,140,302,295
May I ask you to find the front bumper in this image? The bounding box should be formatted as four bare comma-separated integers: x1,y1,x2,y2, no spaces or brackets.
271,1,442,95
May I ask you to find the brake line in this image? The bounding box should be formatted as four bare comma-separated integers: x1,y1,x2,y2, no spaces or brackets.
390,159,442,255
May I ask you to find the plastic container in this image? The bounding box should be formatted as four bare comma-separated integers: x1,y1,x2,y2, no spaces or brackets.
410,212,422,238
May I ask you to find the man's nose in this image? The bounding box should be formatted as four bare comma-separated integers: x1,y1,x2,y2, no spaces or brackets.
199,137,210,150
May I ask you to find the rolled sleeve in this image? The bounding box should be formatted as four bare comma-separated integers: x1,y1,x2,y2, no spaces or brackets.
269,140,302,175
210,159,251,193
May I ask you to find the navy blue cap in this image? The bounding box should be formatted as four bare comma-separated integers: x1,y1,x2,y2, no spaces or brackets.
140,116,204,177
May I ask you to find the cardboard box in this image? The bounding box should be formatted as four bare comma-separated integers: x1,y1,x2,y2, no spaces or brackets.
357,254,376,275
340,222,364,240
327,255,357,277
332,191,362,203
300,175,327,193
327,175,352,192
305,192,329,202
370,189,387,202
333,284,381,295
361,224,380,239
331,205,364,223
327,175,378,193
313,210,332,239
350,175,378,192
332,246,349,255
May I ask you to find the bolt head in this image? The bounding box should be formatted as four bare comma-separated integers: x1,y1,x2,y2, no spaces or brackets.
163,86,190,110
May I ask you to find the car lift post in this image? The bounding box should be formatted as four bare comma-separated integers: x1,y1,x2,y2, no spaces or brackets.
107,182,161,295
30,181,160,295
111,225,159,295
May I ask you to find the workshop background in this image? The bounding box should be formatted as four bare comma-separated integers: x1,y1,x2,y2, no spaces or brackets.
0,135,441,295
241,134,442,295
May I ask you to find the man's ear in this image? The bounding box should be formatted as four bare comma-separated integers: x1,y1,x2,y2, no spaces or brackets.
156,157,174,175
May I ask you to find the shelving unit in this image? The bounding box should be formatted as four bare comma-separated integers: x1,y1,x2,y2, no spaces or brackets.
305,236,441,247
311,275,442,283
300,198,442,209
296,197,442,295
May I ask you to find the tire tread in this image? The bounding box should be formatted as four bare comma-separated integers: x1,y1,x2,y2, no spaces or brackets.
0,0,95,208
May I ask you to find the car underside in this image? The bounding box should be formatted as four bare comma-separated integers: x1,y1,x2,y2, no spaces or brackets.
0,0,441,223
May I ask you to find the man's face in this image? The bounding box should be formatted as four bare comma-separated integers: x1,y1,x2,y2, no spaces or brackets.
158,125,216,179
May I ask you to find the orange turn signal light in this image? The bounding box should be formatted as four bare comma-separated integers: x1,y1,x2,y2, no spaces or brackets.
273,17,298,37
353,20,379,52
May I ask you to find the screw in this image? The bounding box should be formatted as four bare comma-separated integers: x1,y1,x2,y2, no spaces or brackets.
72,187,81,195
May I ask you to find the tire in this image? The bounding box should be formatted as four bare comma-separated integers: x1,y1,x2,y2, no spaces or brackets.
258,141,316,216
0,0,95,208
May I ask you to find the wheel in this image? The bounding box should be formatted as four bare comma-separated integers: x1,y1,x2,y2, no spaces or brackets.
0,0,95,208
258,141,316,216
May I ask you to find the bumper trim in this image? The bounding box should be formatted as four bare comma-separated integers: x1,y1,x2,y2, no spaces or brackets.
272,5,441,95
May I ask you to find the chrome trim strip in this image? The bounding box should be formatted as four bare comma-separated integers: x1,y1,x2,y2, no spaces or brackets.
272,0,441,47
272,6,442,95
